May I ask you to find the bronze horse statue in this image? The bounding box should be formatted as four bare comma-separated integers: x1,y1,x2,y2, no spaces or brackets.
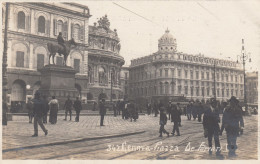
47,38,77,66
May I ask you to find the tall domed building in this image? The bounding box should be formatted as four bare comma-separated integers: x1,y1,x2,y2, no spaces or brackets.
87,15,125,102
129,29,244,105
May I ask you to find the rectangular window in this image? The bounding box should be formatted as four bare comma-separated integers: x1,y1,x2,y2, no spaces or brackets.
37,54,44,70
226,75,229,82
178,70,181,77
171,69,174,78
196,71,199,79
206,72,209,80
226,89,229,97
178,86,181,94
196,87,199,96
196,81,199,86
165,69,168,77
16,51,24,67
160,69,162,77
185,70,188,78
222,89,224,97
190,71,193,79
74,59,80,73
222,74,224,81
125,73,128,80
201,72,204,79
185,87,188,95
231,75,233,82
217,73,219,81
207,88,210,96
56,57,63,66
235,76,238,82
191,87,194,96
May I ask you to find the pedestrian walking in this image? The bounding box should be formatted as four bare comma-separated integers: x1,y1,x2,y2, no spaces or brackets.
147,102,151,115
220,96,244,157
26,98,34,123
186,101,192,120
113,102,117,117
117,100,121,115
192,100,199,120
170,103,181,136
159,107,170,137
64,96,73,121
31,91,48,137
42,95,49,124
73,97,82,122
48,96,59,124
176,103,182,127
203,98,222,156
167,101,172,120
121,100,126,119
99,99,106,126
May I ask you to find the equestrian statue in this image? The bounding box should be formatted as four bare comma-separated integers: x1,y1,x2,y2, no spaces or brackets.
47,32,77,66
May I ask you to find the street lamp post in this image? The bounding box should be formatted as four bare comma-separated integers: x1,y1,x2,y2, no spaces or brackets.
111,72,113,103
213,60,217,101
2,2,9,125
237,39,251,113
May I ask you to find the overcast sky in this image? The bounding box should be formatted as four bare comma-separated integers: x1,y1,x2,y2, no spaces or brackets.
80,0,260,71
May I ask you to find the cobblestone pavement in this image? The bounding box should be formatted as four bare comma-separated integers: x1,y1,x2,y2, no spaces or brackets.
2,114,258,160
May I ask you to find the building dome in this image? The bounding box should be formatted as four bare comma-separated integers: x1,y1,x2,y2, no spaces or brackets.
158,29,177,52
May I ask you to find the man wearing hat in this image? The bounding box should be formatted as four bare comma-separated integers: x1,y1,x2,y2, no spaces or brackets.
32,90,48,137
220,96,244,157
64,96,73,121
202,98,221,156
73,97,82,122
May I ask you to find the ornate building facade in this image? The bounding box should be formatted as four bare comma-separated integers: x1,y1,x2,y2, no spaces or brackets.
246,71,258,105
129,30,244,103
87,15,125,102
2,2,90,107
120,66,129,100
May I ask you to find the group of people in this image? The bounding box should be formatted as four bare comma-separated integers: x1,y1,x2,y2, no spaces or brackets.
159,102,182,137
155,96,244,157
27,91,82,137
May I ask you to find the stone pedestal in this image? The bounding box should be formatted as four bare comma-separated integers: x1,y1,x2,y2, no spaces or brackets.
39,65,78,105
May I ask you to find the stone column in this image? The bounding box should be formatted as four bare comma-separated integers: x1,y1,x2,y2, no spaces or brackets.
29,43,34,69
50,14,54,38
68,18,71,40
30,9,35,34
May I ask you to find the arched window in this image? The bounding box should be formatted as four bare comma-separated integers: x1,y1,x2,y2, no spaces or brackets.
73,24,80,40
38,16,45,33
57,20,63,33
88,66,93,83
99,67,106,84
160,83,163,95
17,11,25,29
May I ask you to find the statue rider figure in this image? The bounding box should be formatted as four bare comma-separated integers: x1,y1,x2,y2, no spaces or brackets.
57,32,66,56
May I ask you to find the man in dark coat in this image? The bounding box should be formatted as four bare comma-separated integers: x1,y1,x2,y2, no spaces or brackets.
99,99,106,126
203,98,221,156
171,103,181,136
220,96,244,157
32,91,48,137
73,97,82,122
42,95,49,124
167,101,172,120
159,107,169,137
192,100,198,120
176,103,182,126
64,96,73,121
186,101,192,120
